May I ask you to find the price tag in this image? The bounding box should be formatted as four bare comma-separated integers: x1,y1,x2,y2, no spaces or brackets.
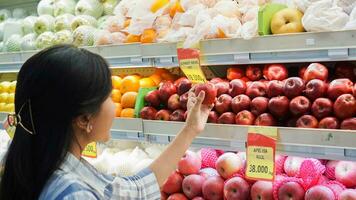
3,117,15,139
177,42,207,84
245,126,277,181
82,142,97,158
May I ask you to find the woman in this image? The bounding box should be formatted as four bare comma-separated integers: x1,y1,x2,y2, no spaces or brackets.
0,45,212,200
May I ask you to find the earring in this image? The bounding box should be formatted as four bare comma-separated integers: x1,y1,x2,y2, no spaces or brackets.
86,123,93,133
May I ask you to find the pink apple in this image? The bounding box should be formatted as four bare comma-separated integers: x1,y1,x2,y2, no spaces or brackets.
250,181,273,200
277,181,305,200
304,185,335,200
275,155,287,175
182,174,206,199
339,189,356,200
178,151,202,175
325,160,339,180
192,197,205,200
283,156,305,177
202,176,224,200
167,193,188,200
335,161,356,188
162,171,184,194
224,176,250,200
199,168,219,179
215,152,244,179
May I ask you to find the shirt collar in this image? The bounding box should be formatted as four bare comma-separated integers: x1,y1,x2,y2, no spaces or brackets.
60,153,114,198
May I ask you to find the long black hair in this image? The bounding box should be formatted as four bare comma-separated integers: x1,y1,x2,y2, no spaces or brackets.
0,45,112,200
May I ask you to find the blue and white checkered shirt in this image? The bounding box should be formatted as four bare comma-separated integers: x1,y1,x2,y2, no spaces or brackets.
39,153,161,200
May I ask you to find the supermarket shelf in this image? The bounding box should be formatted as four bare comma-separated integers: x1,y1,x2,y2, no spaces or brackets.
1,30,356,72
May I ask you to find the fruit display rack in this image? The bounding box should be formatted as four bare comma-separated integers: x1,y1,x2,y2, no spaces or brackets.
0,30,356,72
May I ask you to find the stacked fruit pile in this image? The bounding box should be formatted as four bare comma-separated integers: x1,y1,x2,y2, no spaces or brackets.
0,81,16,113
161,149,356,200
112,69,176,118
140,62,356,130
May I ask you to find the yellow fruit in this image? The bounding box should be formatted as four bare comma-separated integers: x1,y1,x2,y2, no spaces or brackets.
151,0,170,13
0,82,11,93
121,92,137,108
120,75,140,93
4,104,14,113
0,93,9,103
115,103,122,117
111,89,122,103
0,103,6,112
139,77,156,88
7,93,14,103
112,76,122,89
9,81,16,93
120,108,135,118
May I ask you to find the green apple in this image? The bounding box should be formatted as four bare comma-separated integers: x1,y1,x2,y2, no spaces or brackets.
271,8,305,34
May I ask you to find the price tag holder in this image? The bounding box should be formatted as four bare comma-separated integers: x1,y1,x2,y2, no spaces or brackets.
82,142,97,158
245,126,277,181
177,42,207,84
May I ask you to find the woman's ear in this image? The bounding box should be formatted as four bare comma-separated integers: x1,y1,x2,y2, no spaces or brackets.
73,115,92,133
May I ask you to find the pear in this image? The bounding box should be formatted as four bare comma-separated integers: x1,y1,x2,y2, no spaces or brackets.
73,25,95,46
36,31,55,49
71,15,97,31
54,30,73,45
21,33,37,51
75,0,104,19
54,14,74,32
34,15,55,35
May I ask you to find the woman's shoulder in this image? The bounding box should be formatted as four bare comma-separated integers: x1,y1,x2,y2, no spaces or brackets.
39,170,99,200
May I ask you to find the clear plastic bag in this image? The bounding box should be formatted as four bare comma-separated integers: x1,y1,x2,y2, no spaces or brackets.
241,19,258,39
302,0,349,32
178,4,207,27
213,0,242,19
344,6,356,30
335,0,356,14
293,0,323,12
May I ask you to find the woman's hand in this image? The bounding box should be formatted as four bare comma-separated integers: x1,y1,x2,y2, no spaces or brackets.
185,88,214,135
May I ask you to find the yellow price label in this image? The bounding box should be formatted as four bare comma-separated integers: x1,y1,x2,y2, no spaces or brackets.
246,146,274,180
82,142,97,158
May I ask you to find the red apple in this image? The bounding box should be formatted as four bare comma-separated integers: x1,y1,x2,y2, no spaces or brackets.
231,94,251,113
179,92,189,110
250,181,273,200
159,81,177,102
296,115,318,128
178,150,202,175
299,66,307,78
202,176,224,200
251,97,269,116
283,77,305,99
229,79,247,97
199,168,219,179
246,65,262,81
305,79,327,100
175,77,192,95
311,98,333,119
246,81,267,98
161,191,168,200
287,117,299,127
341,117,356,130
145,90,161,108
353,83,356,97
208,111,219,123
140,106,158,120
327,78,354,100
235,110,255,125
167,193,188,200
214,81,230,96
168,94,181,110
268,96,290,118
334,94,356,119
267,80,284,98
224,176,250,200
210,77,225,84
155,109,172,121
215,152,243,179
182,174,206,199
304,185,334,200
218,112,236,124
303,63,329,82
319,117,340,129
284,156,305,177
277,181,305,200
255,113,276,126
215,94,232,114
227,67,245,80
192,197,204,200
289,96,311,116
335,161,356,187
241,77,250,82
170,109,186,121
339,189,356,200
335,62,356,81
263,64,288,81
195,83,217,105
162,171,184,194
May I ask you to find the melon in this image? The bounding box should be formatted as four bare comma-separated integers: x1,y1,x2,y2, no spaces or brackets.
36,31,55,49
21,33,37,51
54,30,73,44
37,0,55,16
97,15,110,29
53,0,76,16
12,8,27,19
22,16,38,35
0,9,11,22
75,0,104,19
71,15,97,31
34,15,55,35
54,14,74,32
4,34,22,52
73,25,95,46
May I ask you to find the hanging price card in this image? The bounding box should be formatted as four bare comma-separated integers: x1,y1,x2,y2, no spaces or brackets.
245,126,277,181
82,142,97,158
177,42,207,84
3,115,15,139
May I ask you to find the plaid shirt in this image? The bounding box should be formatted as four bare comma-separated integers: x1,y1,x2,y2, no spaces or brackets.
39,153,161,200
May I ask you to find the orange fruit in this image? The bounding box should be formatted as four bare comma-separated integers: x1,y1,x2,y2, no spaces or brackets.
124,19,131,28
125,34,141,43
120,108,135,118
154,68,169,75
149,74,162,85
217,28,227,38
150,0,170,13
141,29,157,43
140,77,156,88
121,91,137,108
115,103,122,117
120,75,140,93
161,72,176,81
169,1,184,18
112,76,122,89
111,89,122,103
